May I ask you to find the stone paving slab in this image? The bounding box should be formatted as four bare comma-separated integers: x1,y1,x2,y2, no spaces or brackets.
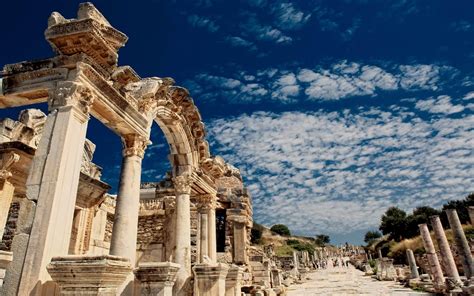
287,266,433,296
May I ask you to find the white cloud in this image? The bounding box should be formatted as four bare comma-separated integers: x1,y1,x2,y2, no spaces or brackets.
187,15,219,33
415,95,465,114
225,36,257,51
240,13,293,44
207,107,474,237
272,2,311,30
186,61,459,104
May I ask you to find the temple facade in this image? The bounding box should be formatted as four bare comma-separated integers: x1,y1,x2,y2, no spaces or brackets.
0,3,253,295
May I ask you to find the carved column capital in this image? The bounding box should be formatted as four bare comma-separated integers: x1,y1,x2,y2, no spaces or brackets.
49,81,95,121
122,134,149,158
173,173,191,195
0,152,20,180
196,194,215,212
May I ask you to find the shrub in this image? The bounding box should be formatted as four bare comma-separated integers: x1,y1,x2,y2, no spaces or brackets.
270,224,291,236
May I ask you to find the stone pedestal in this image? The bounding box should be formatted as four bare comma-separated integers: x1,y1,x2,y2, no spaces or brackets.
134,262,180,296
419,223,445,292
0,250,13,286
225,265,243,296
445,209,474,279
193,263,229,296
406,249,419,279
430,215,461,288
46,255,132,295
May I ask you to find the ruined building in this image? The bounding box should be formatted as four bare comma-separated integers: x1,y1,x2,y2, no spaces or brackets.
0,3,254,295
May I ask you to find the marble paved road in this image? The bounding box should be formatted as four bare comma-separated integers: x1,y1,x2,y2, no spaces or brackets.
287,266,432,296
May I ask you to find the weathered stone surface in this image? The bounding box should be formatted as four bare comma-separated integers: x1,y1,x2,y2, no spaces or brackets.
47,255,132,295
134,261,180,296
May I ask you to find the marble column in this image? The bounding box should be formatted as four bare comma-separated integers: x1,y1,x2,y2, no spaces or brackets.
110,134,148,262
18,81,93,296
419,223,445,291
199,208,209,262
446,209,474,279
0,152,19,240
173,173,192,296
406,249,419,279
208,200,217,262
430,215,461,287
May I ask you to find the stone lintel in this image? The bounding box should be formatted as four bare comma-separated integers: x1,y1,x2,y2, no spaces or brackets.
1,62,150,138
47,255,132,294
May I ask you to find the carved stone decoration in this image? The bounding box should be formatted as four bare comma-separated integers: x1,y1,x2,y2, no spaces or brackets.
49,81,95,117
81,139,103,179
122,134,149,158
173,173,191,195
18,109,47,148
124,77,175,117
0,152,20,180
196,194,215,211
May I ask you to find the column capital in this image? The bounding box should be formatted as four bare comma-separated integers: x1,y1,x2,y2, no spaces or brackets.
0,152,20,181
173,173,191,195
122,134,150,158
196,194,215,211
49,81,95,122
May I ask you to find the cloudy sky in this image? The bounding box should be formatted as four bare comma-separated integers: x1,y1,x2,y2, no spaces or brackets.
1,0,473,244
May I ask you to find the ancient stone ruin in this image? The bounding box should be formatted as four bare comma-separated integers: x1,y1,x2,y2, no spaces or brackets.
0,3,256,295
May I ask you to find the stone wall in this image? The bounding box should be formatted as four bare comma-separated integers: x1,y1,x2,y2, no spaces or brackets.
137,214,165,245
0,201,20,251
104,213,114,243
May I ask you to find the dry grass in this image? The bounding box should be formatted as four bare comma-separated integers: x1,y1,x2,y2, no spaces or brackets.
389,224,474,257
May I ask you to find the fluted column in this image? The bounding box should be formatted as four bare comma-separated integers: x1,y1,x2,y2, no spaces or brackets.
0,152,19,240
419,223,445,291
406,249,419,279
18,81,93,295
208,198,217,262
173,173,192,296
446,209,474,279
430,215,461,287
199,208,209,262
110,134,148,262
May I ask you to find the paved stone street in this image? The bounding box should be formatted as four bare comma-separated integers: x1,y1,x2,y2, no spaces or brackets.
287,266,432,296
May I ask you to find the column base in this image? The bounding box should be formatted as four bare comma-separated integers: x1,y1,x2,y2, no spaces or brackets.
225,265,243,296
46,255,132,295
0,250,13,286
193,263,229,296
134,261,180,296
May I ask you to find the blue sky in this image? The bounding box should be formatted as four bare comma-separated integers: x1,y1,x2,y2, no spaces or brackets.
1,0,473,244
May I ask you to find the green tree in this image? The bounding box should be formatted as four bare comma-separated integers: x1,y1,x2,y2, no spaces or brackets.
379,207,407,241
270,224,291,236
405,206,442,238
364,230,382,244
442,193,474,224
315,234,330,246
